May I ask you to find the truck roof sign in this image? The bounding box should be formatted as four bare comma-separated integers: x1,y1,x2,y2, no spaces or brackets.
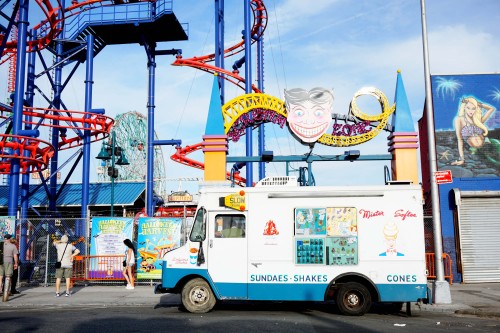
219,190,246,211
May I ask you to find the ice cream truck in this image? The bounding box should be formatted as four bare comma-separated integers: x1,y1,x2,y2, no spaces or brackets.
154,177,428,315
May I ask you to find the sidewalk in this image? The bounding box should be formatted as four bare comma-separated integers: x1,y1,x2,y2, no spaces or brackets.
0,285,177,309
415,282,500,318
1,283,500,318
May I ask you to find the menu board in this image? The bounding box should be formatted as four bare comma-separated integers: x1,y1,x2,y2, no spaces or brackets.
294,208,326,235
295,238,324,264
325,237,358,265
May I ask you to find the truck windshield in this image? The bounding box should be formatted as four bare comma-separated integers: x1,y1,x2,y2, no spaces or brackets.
190,207,206,242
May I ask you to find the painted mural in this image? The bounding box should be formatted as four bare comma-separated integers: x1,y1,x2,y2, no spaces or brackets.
432,74,500,178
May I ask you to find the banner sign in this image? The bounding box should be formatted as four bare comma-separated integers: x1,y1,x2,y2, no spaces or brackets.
137,217,182,279
89,217,134,279
0,216,15,241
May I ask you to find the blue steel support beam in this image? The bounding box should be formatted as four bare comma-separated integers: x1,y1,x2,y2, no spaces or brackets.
215,0,225,103
243,0,253,186
142,42,180,216
19,28,37,262
227,154,393,163
145,42,156,217
8,0,29,217
257,23,265,180
0,1,19,58
81,33,95,241
49,16,65,216
154,140,182,147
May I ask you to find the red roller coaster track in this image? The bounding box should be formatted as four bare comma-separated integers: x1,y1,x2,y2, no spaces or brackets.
172,0,267,93
0,0,148,174
1,0,266,183
170,0,267,186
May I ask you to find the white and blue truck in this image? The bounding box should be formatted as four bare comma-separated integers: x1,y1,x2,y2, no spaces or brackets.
154,177,428,315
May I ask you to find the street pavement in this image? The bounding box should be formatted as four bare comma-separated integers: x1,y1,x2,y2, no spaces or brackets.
1,282,500,318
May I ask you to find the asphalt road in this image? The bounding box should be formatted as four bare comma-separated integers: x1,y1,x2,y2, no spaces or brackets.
1,302,499,333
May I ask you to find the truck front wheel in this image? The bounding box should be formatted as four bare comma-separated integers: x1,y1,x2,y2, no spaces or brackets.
181,278,216,313
335,282,372,316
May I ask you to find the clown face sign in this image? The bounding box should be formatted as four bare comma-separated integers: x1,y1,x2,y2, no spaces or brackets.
284,87,334,143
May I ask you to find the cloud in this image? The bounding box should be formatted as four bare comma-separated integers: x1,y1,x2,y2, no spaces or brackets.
271,0,339,34
427,25,500,74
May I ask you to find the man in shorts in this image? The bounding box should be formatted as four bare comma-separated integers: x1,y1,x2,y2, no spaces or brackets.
0,234,19,296
54,234,80,297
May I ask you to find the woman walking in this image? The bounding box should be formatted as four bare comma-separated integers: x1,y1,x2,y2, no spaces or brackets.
123,239,136,290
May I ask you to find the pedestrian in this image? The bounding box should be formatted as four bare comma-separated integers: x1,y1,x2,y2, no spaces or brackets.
9,237,20,294
0,234,19,297
123,239,136,290
53,234,80,297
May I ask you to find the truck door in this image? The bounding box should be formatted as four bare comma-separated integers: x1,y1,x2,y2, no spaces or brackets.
207,211,248,299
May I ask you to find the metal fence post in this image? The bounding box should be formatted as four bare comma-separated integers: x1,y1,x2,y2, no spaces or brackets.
44,233,49,287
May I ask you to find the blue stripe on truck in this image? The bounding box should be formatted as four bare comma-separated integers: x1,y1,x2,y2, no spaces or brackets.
163,265,427,302
376,284,427,302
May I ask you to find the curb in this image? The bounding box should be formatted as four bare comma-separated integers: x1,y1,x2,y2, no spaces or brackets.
455,309,500,318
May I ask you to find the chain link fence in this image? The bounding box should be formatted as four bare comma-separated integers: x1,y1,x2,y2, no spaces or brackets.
13,218,159,286
424,216,435,253
14,218,86,286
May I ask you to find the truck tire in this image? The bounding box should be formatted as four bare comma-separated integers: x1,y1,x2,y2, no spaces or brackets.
181,278,216,313
335,282,371,316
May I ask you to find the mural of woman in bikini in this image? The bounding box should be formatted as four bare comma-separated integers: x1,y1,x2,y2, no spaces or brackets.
451,96,496,165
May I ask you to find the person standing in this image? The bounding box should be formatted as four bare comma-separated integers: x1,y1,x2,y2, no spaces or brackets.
53,235,80,297
0,234,19,297
123,239,135,290
9,237,20,294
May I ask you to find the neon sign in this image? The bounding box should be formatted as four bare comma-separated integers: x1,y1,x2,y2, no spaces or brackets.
227,108,287,142
221,87,394,147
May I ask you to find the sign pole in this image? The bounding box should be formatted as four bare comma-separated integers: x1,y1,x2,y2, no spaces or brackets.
420,0,451,303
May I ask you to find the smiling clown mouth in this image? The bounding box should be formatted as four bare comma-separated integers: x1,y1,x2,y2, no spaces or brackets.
291,122,329,138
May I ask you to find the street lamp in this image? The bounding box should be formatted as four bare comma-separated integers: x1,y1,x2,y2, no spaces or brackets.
96,131,129,216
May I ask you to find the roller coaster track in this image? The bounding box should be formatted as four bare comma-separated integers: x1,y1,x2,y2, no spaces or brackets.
171,1,268,186
172,0,267,93
0,0,152,174
170,143,247,187
1,1,152,63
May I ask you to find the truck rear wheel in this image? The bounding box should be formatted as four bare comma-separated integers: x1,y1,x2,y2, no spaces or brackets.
335,282,371,316
181,278,216,313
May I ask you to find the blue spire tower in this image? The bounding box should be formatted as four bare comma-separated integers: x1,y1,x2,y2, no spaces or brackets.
203,74,228,181
388,70,420,184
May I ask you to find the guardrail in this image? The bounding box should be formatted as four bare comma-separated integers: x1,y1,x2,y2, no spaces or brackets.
426,252,453,284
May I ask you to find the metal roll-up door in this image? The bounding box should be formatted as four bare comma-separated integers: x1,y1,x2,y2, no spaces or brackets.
454,189,500,283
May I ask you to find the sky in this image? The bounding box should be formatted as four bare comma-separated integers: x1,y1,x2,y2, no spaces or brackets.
2,0,500,196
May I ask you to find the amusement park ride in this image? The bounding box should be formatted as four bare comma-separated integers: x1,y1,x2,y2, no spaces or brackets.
0,0,271,223
0,0,189,227
0,0,418,249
